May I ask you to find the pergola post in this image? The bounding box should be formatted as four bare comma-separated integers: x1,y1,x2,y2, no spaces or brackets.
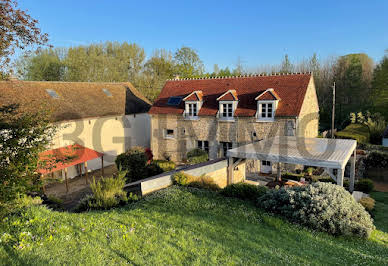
84,161,89,184
101,156,104,177
349,148,356,192
336,168,344,187
64,168,69,193
41,174,45,194
277,162,281,181
227,157,234,185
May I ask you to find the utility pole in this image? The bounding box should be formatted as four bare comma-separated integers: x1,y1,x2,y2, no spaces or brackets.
331,82,336,138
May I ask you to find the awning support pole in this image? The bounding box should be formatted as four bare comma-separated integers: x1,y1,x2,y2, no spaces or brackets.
349,149,356,192
64,168,69,193
85,162,88,184
101,156,104,177
277,162,281,181
227,157,234,185
41,174,45,194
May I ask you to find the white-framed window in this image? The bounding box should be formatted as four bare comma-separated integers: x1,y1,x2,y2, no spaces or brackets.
185,101,200,119
164,129,174,139
220,142,233,157
221,103,233,118
257,100,276,121
188,103,197,116
219,101,237,121
197,140,209,153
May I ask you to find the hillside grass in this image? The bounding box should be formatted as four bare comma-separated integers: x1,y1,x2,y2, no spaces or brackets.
335,123,370,143
1,186,387,265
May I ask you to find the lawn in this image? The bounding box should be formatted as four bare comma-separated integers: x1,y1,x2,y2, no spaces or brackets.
1,186,387,265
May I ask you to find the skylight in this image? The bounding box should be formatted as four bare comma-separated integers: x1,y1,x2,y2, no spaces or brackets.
102,88,112,97
167,96,183,106
46,89,60,99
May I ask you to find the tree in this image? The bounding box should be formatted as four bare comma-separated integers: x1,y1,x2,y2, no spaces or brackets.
0,0,49,72
371,50,388,121
349,111,386,144
280,54,293,73
174,46,204,78
232,56,244,76
0,104,56,203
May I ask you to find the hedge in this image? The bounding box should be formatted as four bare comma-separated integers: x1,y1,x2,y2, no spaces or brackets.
152,160,176,172
187,148,208,164
364,151,388,169
335,124,370,144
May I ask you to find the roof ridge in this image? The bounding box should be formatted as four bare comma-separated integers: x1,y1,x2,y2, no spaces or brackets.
0,80,136,85
166,72,312,81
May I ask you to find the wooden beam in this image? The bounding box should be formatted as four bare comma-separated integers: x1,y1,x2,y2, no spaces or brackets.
101,156,104,177
336,168,344,187
233,158,243,168
64,168,69,193
85,161,88,184
349,149,356,192
227,157,234,185
41,174,46,194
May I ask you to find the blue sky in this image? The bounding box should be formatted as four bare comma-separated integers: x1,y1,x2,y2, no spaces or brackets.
19,0,388,72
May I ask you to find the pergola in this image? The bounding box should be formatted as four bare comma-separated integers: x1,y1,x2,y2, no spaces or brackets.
38,144,104,193
227,136,357,191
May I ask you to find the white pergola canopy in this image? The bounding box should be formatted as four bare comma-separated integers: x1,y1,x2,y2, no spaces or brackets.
227,136,357,191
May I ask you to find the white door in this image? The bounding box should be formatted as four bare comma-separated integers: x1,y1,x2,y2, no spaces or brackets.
261,160,272,174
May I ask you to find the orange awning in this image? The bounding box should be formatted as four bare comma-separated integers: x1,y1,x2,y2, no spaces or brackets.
37,144,103,174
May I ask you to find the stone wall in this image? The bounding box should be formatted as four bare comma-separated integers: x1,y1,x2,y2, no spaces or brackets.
297,77,319,138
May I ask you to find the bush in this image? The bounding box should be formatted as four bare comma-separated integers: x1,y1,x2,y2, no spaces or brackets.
187,148,208,164
220,183,268,201
152,160,176,172
172,171,220,191
282,172,303,181
359,197,375,212
364,151,388,169
355,179,374,193
115,147,148,182
257,182,375,238
145,163,164,177
76,171,128,211
335,124,370,144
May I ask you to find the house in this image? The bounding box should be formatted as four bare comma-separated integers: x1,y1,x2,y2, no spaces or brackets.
383,125,388,147
0,80,151,179
148,73,319,173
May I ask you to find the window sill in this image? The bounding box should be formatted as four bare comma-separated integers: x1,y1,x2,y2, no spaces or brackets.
163,136,175,140
184,116,199,121
256,118,275,123
218,118,236,122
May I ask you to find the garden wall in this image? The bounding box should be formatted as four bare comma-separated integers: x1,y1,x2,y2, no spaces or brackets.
124,158,246,195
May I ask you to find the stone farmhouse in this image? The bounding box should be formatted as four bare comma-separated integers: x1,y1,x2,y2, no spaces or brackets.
149,73,319,173
0,80,151,179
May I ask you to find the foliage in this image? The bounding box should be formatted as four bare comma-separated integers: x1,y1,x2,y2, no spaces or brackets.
357,142,388,152
115,146,148,182
258,182,375,238
0,0,49,71
0,187,387,265
335,123,370,143
220,183,268,202
172,171,220,191
186,148,208,164
145,163,164,177
359,197,375,212
77,171,129,211
349,111,386,144
371,51,388,121
0,104,57,203
280,54,294,73
174,46,204,78
281,172,303,181
152,160,176,172
364,151,388,169
355,178,375,193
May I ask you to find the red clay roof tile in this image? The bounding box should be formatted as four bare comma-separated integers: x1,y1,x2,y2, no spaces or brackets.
149,73,311,117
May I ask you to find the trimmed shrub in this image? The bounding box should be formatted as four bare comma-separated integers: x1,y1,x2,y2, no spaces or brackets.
355,179,374,193
145,163,164,177
172,171,220,191
257,182,375,238
115,147,148,182
77,171,128,211
220,183,268,201
359,197,375,212
187,148,208,164
153,160,176,172
282,172,303,181
335,124,370,144
364,151,388,169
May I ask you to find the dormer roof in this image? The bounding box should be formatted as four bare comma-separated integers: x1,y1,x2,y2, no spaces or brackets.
183,90,203,101
255,88,281,101
216,90,238,101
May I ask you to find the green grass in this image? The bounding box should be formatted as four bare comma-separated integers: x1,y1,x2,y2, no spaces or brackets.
1,186,387,265
371,192,388,233
335,123,370,143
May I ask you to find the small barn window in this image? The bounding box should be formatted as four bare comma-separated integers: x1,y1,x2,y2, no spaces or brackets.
46,89,60,99
102,88,112,97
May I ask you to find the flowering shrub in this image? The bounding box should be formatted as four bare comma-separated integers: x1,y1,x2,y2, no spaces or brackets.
220,183,268,202
258,182,375,238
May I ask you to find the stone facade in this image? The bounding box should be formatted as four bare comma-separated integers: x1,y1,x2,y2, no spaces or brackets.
151,76,319,165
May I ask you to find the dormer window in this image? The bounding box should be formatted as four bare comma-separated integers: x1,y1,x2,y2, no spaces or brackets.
217,90,238,121
183,90,203,120
255,88,280,122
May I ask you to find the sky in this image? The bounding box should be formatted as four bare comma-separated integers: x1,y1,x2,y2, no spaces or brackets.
18,0,388,72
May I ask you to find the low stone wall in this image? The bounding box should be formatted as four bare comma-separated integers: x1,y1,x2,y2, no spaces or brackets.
124,158,246,195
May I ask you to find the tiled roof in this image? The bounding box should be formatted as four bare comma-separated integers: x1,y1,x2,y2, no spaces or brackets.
217,90,238,101
0,80,151,122
149,73,312,117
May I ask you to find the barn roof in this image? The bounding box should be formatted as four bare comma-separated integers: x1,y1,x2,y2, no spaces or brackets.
0,80,151,122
